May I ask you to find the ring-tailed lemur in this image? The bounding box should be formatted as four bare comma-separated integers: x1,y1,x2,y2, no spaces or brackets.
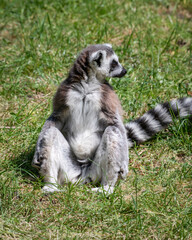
32,44,192,194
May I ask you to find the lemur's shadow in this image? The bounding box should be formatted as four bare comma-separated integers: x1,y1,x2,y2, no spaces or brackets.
11,147,40,184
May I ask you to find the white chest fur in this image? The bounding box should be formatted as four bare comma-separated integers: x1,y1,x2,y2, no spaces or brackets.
66,81,102,160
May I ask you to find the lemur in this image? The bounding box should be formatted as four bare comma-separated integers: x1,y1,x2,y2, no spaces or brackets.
32,44,192,194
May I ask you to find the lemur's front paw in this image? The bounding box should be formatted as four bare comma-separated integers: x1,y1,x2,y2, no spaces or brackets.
32,149,48,169
32,152,42,169
32,137,49,169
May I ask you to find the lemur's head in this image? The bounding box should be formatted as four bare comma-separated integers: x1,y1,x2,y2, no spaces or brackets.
88,44,127,81
72,44,127,82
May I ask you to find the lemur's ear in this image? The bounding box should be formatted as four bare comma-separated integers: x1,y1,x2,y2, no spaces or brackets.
90,50,105,67
103,43,112,48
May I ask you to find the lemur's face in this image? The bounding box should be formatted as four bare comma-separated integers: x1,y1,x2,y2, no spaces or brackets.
89,44,127,81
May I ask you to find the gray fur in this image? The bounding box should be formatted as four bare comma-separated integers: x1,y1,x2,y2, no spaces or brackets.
32,44,192,194
125,97,192,147
32,44,128,193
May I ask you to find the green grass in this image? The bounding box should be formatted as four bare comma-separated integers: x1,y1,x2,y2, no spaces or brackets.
0,0,192,239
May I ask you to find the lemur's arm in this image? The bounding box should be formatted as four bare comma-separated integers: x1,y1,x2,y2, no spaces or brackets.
32,113,67,168
37,114,64,140
32,81,69,168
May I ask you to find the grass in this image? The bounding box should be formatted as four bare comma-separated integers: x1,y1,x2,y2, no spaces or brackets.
0,0,192,239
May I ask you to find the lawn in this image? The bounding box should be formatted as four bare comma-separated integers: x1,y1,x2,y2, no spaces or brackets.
0,0,192,239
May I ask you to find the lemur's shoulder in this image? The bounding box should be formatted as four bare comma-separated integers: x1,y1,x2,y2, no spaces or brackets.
53,78,72,113
100,81,124,123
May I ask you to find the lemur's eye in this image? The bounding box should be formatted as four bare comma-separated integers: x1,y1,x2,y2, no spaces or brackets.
111,60,118,70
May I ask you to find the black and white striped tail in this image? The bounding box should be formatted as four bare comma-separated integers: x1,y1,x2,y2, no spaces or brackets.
125,97,192,147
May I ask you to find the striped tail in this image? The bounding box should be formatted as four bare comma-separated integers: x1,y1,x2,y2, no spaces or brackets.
125,97,192,147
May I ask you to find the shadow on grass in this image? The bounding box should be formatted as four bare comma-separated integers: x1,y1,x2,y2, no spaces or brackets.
10,147,40,184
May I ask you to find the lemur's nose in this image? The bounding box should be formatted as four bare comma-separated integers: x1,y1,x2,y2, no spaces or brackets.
122,67,127,75
118,67,127,78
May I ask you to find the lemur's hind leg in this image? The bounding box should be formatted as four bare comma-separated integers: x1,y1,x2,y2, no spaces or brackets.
32,127,81,193
82,125,129,194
